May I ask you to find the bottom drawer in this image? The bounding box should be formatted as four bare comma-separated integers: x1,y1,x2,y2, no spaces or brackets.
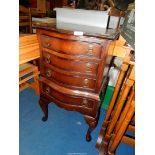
40,82,99,116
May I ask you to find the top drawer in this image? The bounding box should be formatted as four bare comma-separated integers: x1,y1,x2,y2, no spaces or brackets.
40,35,102,58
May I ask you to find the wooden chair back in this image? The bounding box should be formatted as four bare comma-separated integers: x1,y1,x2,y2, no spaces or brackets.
96,53,135,154
19,63,40,95
107,7,126,30
19,5,32,33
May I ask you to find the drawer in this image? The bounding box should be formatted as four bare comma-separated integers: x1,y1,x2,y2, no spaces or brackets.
40,35,102,58
42,66,96,91
43,52,98,76
41,82,95,110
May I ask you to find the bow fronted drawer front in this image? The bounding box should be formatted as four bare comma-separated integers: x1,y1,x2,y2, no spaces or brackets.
40,35,103,58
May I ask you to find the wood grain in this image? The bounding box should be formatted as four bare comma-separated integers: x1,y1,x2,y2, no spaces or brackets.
19,34,40,64
36,25,120,141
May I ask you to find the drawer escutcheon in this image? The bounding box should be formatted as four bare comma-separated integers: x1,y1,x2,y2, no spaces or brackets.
44,42,51,48
87,44,93,55
82,99,88,107
86,63,92,72
45,54,51,64
45,86,50,94
83,79,89,87
46,69,52,77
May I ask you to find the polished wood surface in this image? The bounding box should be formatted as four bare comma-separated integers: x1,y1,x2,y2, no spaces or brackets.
40,34,103,57
36,23,118,141
40,76,99,101
19,29,130,99
95,57,130,148
40,82,97,116
19,63,40,95
19,34,40,65
19,5,32,33
107,99,135,155
114,86,135,133
19,33,130,65
42,66,96,91
42,51,99,76
96,57,135,154
34,22,120,40
108,35,132,58
19,34,40,95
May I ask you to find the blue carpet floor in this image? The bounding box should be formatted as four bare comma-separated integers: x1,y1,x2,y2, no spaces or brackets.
19,88,135,155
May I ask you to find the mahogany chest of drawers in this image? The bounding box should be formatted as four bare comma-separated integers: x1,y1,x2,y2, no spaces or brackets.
36,23,119,141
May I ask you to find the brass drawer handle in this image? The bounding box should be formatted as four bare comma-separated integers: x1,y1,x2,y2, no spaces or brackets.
87,44,93,55
45,54,51,64
46,69,52,77
83,79,89,87
86,63,92,72
82,99,88,107
45,86,50,94
44,42,51,48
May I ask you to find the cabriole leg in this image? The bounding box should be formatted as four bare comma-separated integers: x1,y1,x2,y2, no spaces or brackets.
39,95,50,121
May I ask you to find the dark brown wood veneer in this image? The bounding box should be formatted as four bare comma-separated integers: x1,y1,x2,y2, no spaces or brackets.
36,23,119,141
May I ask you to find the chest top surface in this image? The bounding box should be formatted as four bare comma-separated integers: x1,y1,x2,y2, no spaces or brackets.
34,22,120,40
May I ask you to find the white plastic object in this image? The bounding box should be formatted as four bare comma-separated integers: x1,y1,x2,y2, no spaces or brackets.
54,8,110,28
